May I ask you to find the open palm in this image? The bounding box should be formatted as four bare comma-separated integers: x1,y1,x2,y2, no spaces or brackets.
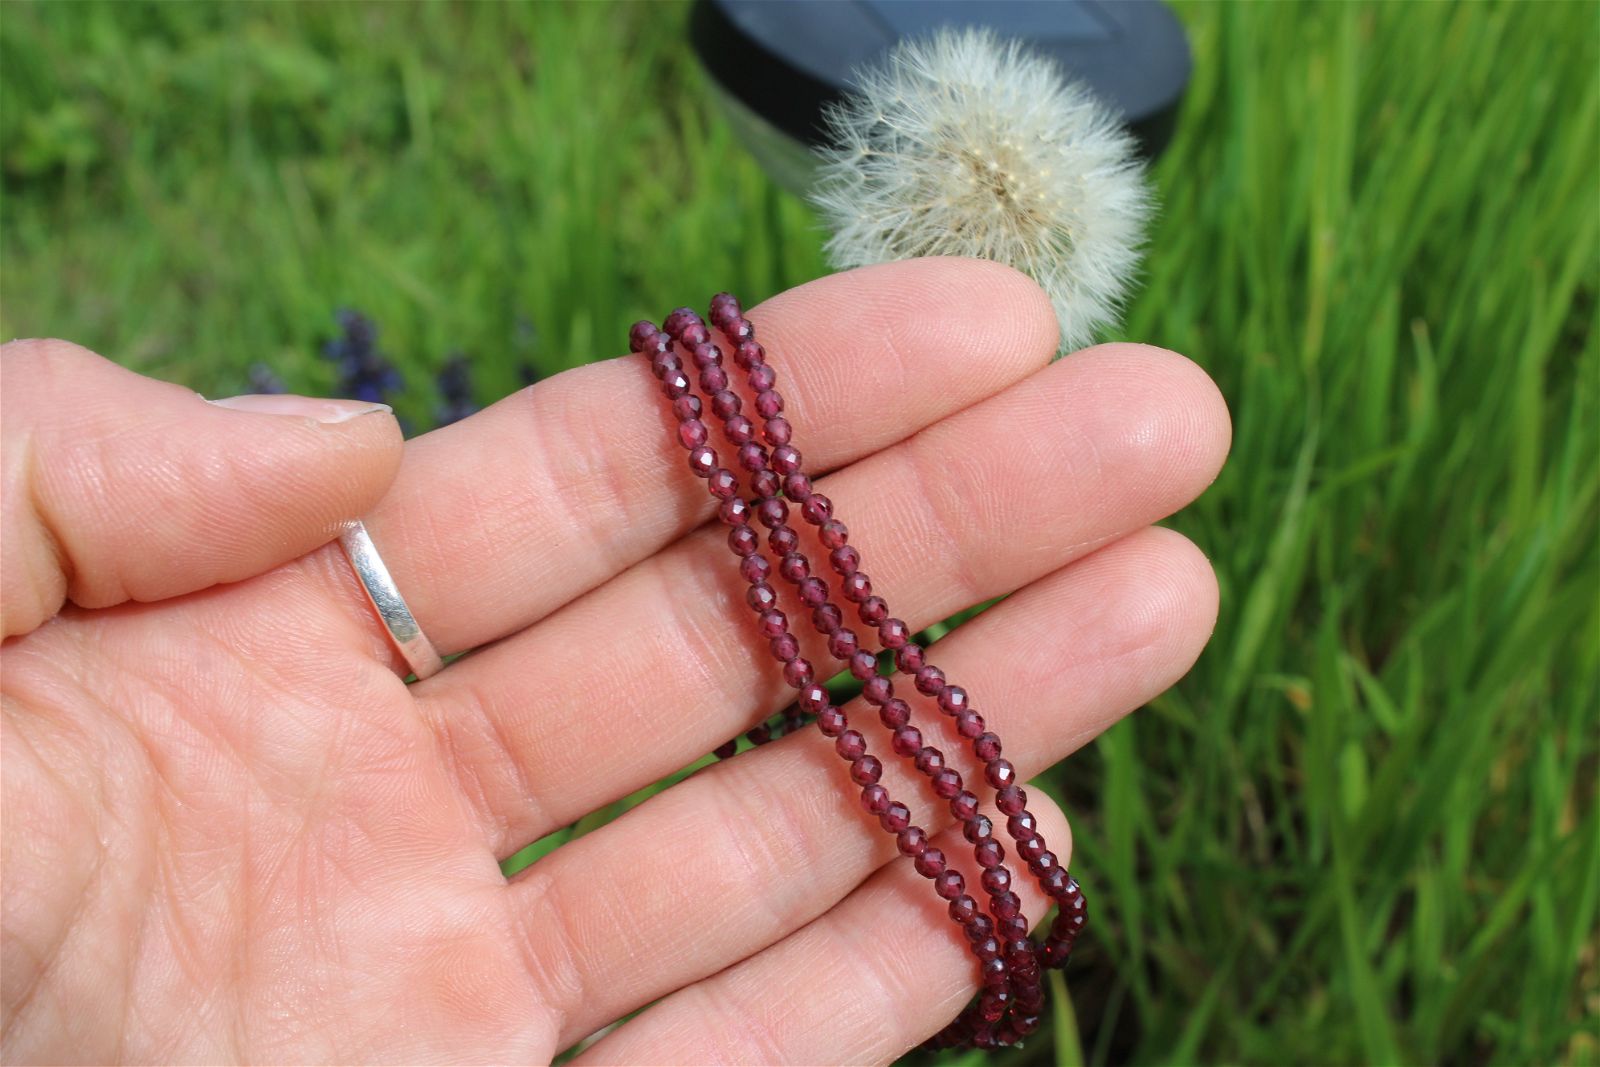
1,260,1228,1065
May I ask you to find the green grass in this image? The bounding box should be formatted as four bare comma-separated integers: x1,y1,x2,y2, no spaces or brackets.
3,2,1596,1064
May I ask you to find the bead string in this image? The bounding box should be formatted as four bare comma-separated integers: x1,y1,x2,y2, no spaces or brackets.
628,296,1086,1050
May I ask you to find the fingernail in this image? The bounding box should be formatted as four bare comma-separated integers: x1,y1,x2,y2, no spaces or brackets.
206,394,392,424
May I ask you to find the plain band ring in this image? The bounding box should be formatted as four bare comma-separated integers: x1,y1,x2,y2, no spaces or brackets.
338,520,444,680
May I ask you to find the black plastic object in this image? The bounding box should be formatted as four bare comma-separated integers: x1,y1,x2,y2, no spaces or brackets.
690,0,1191,187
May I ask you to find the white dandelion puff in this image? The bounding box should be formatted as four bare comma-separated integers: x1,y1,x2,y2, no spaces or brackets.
810,27,1153,352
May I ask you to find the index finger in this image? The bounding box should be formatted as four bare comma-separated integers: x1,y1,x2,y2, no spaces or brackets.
315,258,1059,658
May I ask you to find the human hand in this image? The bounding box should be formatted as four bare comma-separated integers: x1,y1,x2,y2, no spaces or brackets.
1,259,1229,1064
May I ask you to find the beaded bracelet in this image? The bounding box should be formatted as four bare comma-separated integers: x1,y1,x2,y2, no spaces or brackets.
627,296,1086,1051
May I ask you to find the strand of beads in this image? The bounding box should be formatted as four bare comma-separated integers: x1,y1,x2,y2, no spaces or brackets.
627,317,972,942
702,291,1086,1048
656,306,1020,1026
693,299,1036,1043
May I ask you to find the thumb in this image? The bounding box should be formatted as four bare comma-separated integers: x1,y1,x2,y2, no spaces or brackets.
1,339,405,638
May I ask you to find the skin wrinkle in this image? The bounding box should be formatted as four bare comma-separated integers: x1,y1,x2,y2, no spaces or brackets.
507,868,586,1046
897,432,986,606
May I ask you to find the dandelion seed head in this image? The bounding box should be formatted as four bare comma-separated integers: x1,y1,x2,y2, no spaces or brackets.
810,27,1153,352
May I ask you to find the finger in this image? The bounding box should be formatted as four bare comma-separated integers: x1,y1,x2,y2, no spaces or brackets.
507,527,1218,1050
0,340,402,638
323,257,1058,657
573,798,1075,1066
423,343,1229,852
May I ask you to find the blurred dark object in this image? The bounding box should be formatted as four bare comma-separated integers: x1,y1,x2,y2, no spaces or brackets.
434,351,478,427
246,363,286,394
322,308,402,405
690,0,1190,194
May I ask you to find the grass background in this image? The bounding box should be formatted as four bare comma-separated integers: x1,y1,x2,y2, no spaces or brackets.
3,1,1596,1064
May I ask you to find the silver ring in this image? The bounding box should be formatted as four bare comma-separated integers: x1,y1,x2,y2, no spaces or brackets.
337,520,444,680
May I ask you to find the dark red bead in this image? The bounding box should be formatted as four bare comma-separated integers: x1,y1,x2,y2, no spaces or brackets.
1007,811,1038,839
765,417,792,445
746,723,771,745
782,658,814,687
734,340,764,369
850,755,882,785
916,747,943,773
974,936,1002,962
689,340,720,368
835,730,867,761
757,497,789,528
878,618,910,649
797,577,828,606
829,545,860,575
771,444,801,474
812,603,844,633
858,595,889,625
965,914,995,942
951,791,980,821
817,706,847,736
862,676,892,705
949,895,979,924
879,698,911,728
981,867,1012,895
746,583,778,611
651,351,681,379
860,784,890,816
914,665,946,695
849,650,877,679
931,769,962,799
700,366,730,393
938,686,970,713
895,644,925,672
756,607,785,635
729,525,760,555
971,734,1002,764
778,553,809,582
679,321,709,347
663,307,698,336
689,446,717,477
712,739,738,760
800,493,833,524
979,989,1009,1022
974,838,1004,868
737,442,766,472
891,725,922,757
673,394,702,421
708,468,740,499
798,683,830,713
966,815,996,845
826,628,859,659
879,803,911,833
725,415,755,443
991,892,1022,920
897,826,928,856
986,759,1017,789
1038,866,1069,897
996,786,1027,816
711,389,742,419
755,390,784,418
998,915,1030,942
664,370,692,399
819,521,849,548
841,573,872,602
1026,845,1055,871
737,553,769,587
720,497,751,527
955,709,986,739
1042,939,1072,968
934,870,965,900
769,633,800,661
748,363,776,391
783,473,812,500
766,521,796,552
629,320,659,351
914,847,947,878
727,319,755,343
